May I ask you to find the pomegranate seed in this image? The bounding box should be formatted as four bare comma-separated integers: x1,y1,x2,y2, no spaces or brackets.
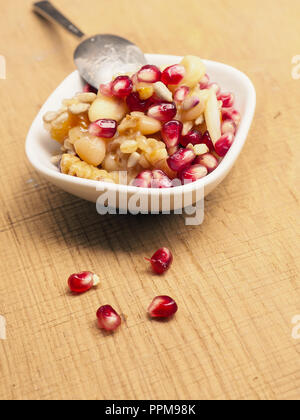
148,296,178,318
201,131,214,151
132,170,153,188
151,170,173,188
147,102,177,122
167,148,196,172
111,76,133,98
137,65,161,83
146,94,162,108
167,145,179,156
221,120,236,135
222,108,241,127
174,86,190,102
83,83,98,94
96,305,121,332
179,164,208,183
218,92,235,108
208,82,221,95
182,96,200,111
131,72,139,85
133,170,172,188
221,108,232,121
230,109,241,127
89,119,117,138
99,82,113,97
199,74,210,89
180,129,202,147
126,92,148,112
161,65,185,85
214,133,235,157
146,247,173,274
194,153,219,173
68,271,100,294
161,120,183,149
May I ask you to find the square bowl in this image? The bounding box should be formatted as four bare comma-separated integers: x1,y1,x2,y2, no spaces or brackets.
26,54,256,212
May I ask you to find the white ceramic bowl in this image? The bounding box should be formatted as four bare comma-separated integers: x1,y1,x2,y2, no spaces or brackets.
26,54,256,212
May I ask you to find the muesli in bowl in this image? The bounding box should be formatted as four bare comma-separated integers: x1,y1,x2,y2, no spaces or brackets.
43,55,240,188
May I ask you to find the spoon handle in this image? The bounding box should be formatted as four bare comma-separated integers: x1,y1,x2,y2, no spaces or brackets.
33,1,85,38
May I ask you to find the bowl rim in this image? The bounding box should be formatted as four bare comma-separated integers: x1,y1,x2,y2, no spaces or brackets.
26,53,256,198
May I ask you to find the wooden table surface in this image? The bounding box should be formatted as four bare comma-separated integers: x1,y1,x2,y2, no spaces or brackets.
0,0,299,401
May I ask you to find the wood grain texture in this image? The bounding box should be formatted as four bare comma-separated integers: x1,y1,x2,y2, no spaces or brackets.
0,0,299,400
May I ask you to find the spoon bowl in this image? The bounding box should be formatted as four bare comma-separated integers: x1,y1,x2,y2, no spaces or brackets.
34,1,146,88
74,34,146,87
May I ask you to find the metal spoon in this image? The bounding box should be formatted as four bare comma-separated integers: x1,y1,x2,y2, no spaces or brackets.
33,1,146,88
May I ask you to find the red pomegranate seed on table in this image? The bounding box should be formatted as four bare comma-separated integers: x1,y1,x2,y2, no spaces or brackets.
218,92,235,108
99,82,113,97
194,153,219,173
214,133,235,157
201,130,214,151
96,305,121,332
179,164,208,183
83,83,98,94
180,129,202,147
167,148,196,172
221,119,237,135
89,119,117,138
111,76,133,98
137,65,161,83
151,170,173,188
132,170,153,188
147,102,177,122
161,120,183,149
161,65,185,86
199,74,210,89
68,271,100,294
126,92,148,112
148,296,178,318
174,86,190,102
146,247,173,274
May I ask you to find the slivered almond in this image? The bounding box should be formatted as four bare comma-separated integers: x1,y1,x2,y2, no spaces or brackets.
43,111,59,123
75,92,97,103
69,103,90,115
204,91,221,145
182,121,194,136
153,82,173,102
